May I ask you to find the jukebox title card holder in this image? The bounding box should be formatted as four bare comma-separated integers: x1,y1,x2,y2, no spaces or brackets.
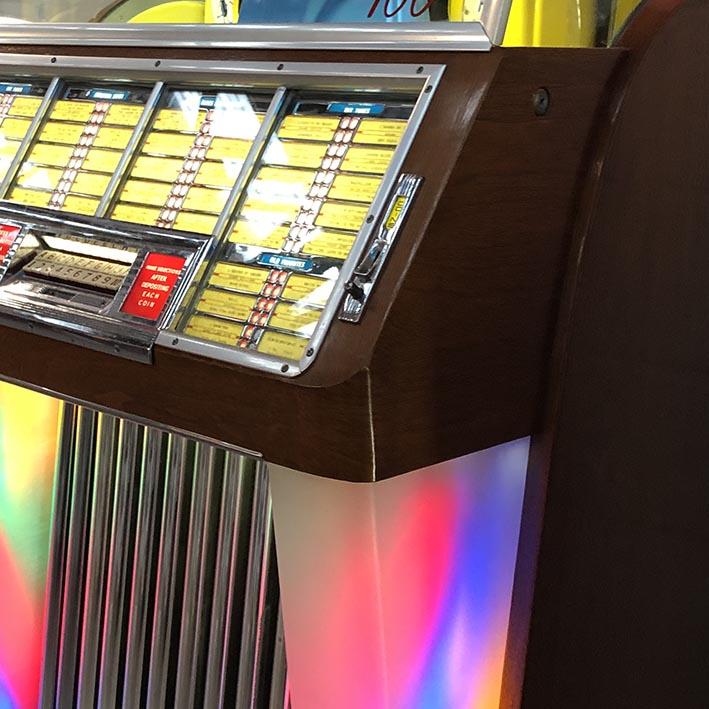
0,49,442,369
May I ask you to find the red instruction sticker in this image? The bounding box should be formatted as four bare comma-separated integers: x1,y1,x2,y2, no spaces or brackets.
121,252,186,321
0,224,21,261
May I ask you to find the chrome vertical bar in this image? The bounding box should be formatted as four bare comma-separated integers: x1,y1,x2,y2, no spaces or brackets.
95,81,164,217
203,453,250,708
122,428,165,708
236,463,273,709
97,420,140,708
77,413,119,709
268,606,288,709
0,76,62,198
479,0,514,45
146,435,190,709
210,86,287,240
39,403,77,709
174,444,220,709
56,407,97,707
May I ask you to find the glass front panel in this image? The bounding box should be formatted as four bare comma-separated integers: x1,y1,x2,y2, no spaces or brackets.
6,83,151,216
179,92,416,362
109,88,272,234
0,81,48,183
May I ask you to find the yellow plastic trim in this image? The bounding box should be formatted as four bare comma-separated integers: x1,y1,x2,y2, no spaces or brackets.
127,0,205,22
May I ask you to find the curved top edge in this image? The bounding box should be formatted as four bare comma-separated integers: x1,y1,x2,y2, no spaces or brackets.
0,21,492,52
612,0,685,50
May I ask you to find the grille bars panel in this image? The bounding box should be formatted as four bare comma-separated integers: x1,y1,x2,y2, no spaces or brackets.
41,405,287,708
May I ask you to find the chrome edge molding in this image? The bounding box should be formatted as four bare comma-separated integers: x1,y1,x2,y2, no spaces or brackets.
0,22,492,52
158,60,445,378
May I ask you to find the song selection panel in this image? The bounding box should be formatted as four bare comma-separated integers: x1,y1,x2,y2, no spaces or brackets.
182,94,414,362
111,89,272,234
7,84,150,215
0,81,48,181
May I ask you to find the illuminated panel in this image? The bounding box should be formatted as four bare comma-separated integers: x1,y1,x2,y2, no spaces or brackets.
0,81,47,183
269,438,530,709
111,89,272,234
0,383,60,709
181,94,413,362
7,84,151,216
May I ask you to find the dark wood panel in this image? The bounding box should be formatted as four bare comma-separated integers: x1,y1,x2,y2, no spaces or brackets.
0,324,374,480
370,48,623,478
523,1,709,705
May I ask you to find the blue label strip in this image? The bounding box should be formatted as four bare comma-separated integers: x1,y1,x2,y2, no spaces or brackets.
257,253,314,273
326,102,385,116
0,83,32,95
86,88,130,101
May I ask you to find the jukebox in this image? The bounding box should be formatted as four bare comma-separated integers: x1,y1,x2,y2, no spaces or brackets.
0,0,706,707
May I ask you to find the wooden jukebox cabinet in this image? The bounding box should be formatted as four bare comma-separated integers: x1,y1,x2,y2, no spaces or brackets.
0,2,705,706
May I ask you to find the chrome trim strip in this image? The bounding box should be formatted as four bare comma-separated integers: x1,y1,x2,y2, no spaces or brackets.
122,428,165,708
0,23,491,52
95,80,165,218
236,463,273,709
40,403,76,709
479,0,514,45
269,606,288,709
56,408,97,707
204,453,251,709
0,54,440,91
97,420,140,708
146,435,190,709
0,76,62,199
77,413,119,709
175,443,220,708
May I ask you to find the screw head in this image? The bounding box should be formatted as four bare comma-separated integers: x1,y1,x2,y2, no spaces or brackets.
533,88,551,116
281,364,289,373
306,348,314,357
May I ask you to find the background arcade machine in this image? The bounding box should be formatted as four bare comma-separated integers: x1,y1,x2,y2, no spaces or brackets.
0,1,690,708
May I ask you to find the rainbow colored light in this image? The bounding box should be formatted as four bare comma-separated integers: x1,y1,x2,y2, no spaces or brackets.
270,438,530,709
0,382,59,709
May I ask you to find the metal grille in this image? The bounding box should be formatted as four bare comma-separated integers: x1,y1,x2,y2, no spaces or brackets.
40,403,286,709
